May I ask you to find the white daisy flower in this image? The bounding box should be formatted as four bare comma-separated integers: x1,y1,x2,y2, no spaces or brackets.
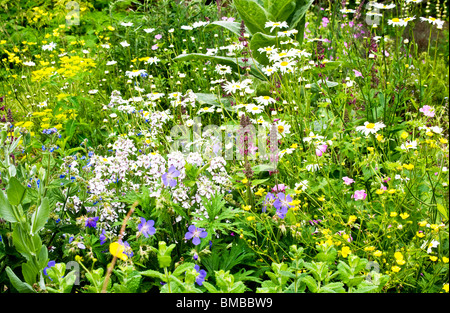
254,95,276,106
400,140,418,150
120,41,130,47
264,21,289,33
355,121,386,136
215,64,232,75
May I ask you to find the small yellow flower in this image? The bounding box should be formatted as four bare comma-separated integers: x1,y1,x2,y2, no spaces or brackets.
364,246,376,252
373,250,383,257
387,189,396,194
400,212,410,219
443,257,449,264
376,189,385,195
400,132,409,139
290,143,298,149
75,255,83,262
443,283,449,293
418,220,427,227
347,215,357,224
429,256,438,262
241,178,248,185
340,246,351,258
367,147,374,152
107,26,115,31
416,231,425,238
242,205,251,211
390,212,398,217
255,188,265,197
403,163,414,170
109,242,128,261
376,134,383,142
391,265,401,273
439,138,448,144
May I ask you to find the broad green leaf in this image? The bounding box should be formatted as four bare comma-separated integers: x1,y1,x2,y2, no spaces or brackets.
0,190,18,223
234,0,270,35
249,32,278,65
140,269,166,281
22,261,38,286
31,197,50,235
301,275,318,293
202,281,219,293
206,21,248,37
269,0,296,22
287,0,314,30
7,177,27,206
173,262,195,277
5,267,36,293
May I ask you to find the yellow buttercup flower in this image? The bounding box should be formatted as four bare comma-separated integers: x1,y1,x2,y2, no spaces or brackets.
403,163,414,170
429,256,438,262
443,283,449,293
109,242,128,261
391,265,401,273
255,188,265,196
340,246,351,258
400,212,410,219
373,250,382,257
443,257,449,264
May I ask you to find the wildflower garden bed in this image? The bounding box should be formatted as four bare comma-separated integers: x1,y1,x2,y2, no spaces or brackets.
0,0,448,296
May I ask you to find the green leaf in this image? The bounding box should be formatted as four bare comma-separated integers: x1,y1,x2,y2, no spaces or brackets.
65,119,77,139
173,262,195,277
7,177,27,206
249,32,278,65
301,275,318,293
31,197,50,235
269,0,296,22
436,203,448,220
234,0,270,35
206,21,248,37
22,261,38,286
0,190,18,223
5,267,36,293
202,281,219,293
287,0,314,34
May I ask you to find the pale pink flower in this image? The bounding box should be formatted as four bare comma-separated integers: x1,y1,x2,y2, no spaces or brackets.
419,105,435,117
342,177,354,185
352,190,367,201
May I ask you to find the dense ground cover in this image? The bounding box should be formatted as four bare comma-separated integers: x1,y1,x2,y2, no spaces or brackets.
0,0,448,294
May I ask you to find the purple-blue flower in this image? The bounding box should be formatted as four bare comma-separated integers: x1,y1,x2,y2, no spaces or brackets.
138,217,156,238
273,193,294,219
44,260,56,276
85,216,99,228
99,229,107,245
263,192,275,212
185,225,208,246
162,165,180,187
194,264,207,286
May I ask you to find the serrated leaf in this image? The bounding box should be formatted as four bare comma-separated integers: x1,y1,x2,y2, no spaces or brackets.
301,275,317,293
